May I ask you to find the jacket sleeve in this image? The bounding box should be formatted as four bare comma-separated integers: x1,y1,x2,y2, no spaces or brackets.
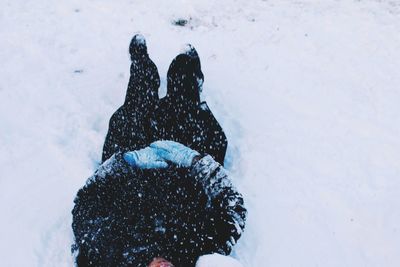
72,153,133,261
190,155,247,254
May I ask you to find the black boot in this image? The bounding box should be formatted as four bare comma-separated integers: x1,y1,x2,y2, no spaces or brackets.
156,44,227,165
101,34,160,162
129,34,148,61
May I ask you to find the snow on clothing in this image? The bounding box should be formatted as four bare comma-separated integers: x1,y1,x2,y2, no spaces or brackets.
102,36,160,162
155,51,228,165
72,153,246,267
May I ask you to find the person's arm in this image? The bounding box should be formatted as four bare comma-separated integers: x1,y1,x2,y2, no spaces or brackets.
72,148,167,261
191,155,247,254
72,152,132,264
149,140,247,254
72,153,131,235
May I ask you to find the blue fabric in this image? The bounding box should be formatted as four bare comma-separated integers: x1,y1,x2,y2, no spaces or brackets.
123,147,168,169
150,140,200,168
124,141,200,169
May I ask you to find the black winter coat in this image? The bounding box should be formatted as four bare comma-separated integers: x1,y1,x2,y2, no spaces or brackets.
155,54,228,165
102,51,160,162
72,154,246,267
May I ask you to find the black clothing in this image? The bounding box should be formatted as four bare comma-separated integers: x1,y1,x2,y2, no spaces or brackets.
102,45,160,162
72,154,246,267
155,53,228,165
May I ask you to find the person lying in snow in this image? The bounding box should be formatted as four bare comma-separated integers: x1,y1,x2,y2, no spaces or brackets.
154,46,228,166
102,34,160,162
102,34,228,165
72,140,246,266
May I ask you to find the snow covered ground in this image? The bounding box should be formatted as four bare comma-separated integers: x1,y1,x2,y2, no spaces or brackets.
1,0,400,266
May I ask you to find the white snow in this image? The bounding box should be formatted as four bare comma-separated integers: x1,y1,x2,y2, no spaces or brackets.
134,34,147,46
1,0,400,266
180,43,195,55
196,253,243,267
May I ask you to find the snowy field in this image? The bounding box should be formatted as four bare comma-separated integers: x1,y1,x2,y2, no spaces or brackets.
1,0,400,266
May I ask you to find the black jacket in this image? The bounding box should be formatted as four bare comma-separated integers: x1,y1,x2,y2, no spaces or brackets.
102,52,160,162
72,154,246,267
155,54,228,165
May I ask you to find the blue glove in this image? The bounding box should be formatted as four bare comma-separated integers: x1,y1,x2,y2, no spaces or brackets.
150,140,200,168
123,147,169,169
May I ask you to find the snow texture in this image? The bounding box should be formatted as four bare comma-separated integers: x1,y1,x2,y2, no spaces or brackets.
134,34,147,46
1,0,400,266
196,254,243,267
